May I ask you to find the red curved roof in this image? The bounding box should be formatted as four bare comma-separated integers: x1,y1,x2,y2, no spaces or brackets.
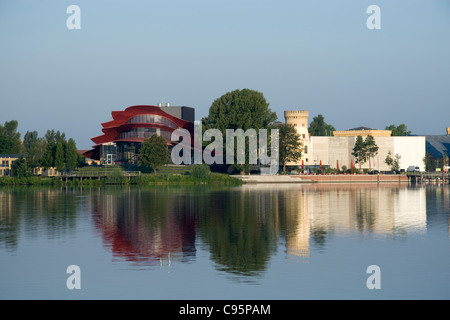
91,105,193,145
83,105,194,159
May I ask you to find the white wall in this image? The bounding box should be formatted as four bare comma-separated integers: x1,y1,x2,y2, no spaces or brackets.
310,136,426,172
393,136,426,172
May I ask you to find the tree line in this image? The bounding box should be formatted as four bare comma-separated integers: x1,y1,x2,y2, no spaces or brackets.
0,120,81,177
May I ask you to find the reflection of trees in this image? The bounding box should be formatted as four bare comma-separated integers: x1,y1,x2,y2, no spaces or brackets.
354,189,376,233
198,188,279,276
0,187,78,250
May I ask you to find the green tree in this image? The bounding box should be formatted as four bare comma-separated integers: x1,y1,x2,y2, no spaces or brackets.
0,120,23,154
352,135,379,172
308,114,335,136
278,123,302,173
11,157,32,178
364,135,379,171
202,88,277,173
385,151,401,173
23,131,48,168
42,130,67,169
138,135,170,175
55,141,65,173
385,124,411,136
65,138,78,172
352,135,367,171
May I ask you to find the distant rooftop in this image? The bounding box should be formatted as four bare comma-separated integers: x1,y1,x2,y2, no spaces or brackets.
0,154,23,158
334,127,391,137
348,126,376,131
425,135,450,158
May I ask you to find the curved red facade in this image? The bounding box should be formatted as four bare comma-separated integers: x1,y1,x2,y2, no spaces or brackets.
83,105,194,161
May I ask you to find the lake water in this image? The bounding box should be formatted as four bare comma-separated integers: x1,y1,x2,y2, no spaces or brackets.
0,183,449,300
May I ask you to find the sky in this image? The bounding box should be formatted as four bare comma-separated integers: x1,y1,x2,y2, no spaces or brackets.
1,0,449,149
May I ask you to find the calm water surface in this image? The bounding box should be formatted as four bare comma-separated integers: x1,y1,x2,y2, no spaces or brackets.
0,183,449,299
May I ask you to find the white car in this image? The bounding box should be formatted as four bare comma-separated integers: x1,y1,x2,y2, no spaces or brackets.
407,166,420,173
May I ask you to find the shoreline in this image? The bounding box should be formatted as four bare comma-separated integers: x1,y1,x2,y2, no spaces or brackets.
235,174,409,184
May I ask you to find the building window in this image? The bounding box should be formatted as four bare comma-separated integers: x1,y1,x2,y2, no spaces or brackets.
304,146,308,154
126,114,177,129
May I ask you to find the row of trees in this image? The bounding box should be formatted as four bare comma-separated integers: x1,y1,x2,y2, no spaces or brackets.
0,120,80,177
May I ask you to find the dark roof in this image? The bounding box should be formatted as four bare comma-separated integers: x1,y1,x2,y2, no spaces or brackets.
0,154,23,158
425,135,450,158
348,126,376,131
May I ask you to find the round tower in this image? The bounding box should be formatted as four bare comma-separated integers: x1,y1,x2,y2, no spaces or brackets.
284,110,312,167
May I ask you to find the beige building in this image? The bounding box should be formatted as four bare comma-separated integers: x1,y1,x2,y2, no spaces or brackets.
0,154,21,176
447,127,450,135
334,126,392,137
284,110,312,166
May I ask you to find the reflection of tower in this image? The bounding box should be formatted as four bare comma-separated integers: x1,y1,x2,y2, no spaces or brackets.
284,110,312,166
285,189,310,259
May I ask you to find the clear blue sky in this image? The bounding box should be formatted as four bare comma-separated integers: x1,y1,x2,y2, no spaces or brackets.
1,0,449,149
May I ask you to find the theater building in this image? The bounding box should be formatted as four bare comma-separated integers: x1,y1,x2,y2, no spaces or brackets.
83,104,194,165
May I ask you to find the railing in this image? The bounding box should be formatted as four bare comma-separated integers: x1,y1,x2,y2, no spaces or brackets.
407,172,450,184
62,171,141,178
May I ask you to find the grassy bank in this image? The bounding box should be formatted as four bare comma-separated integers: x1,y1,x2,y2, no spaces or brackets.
0,172,242,187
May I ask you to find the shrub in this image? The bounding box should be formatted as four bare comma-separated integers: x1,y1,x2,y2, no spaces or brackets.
105,168,127,184
191,164,210,180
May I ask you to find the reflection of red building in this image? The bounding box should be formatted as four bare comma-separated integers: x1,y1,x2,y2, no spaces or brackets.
84,105,194,165
91,190,197,267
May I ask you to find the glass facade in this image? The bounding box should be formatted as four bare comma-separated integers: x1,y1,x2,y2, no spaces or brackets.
101,144,117,165
126,114,177,129
117,128,172,141
116,142,142,164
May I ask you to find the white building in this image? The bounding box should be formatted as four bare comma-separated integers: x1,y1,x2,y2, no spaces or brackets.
283,111,426,172
310,135,426,172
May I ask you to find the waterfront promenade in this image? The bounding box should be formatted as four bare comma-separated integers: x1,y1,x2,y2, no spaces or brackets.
235,174,409,184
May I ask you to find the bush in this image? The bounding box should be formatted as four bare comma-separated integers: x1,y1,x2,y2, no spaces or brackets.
105,168,127,184
191,164,211,180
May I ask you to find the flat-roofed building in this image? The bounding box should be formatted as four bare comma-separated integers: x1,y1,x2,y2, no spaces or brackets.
0,154,21,176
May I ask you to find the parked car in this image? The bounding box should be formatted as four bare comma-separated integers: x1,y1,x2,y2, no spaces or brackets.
368,170,380,175
407,166,420,173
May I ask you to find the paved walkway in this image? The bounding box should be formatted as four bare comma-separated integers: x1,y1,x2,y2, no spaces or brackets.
234,175,313,183
235,174,409,184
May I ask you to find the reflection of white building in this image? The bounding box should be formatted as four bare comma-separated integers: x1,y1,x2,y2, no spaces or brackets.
307,186,427,236
393,188,427,233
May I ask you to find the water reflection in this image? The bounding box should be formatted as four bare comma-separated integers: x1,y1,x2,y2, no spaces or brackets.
1,184,448,278
0,188,78,250
89,187,197,267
